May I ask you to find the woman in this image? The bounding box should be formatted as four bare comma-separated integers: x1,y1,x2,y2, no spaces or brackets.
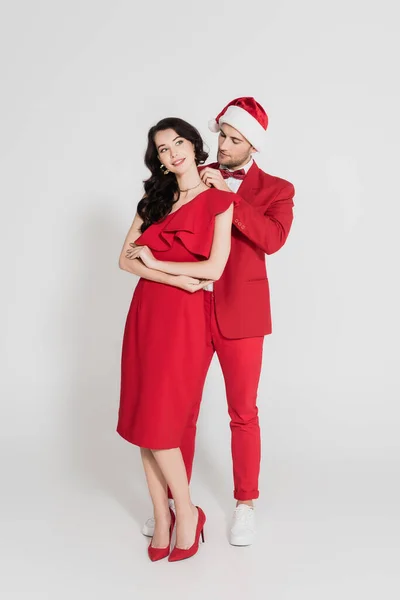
117,117,239,562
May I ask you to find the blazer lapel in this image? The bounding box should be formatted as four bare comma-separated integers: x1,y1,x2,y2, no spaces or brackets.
236,161,261,203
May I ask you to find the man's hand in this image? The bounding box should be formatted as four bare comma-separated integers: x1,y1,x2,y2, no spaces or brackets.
200,167,231,192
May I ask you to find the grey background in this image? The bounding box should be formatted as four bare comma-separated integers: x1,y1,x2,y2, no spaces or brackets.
1,0,399,598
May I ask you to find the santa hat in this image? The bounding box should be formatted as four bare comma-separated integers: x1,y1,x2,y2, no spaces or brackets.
208,97,268,151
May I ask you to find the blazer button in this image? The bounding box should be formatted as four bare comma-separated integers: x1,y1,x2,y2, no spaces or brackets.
238,221,242,226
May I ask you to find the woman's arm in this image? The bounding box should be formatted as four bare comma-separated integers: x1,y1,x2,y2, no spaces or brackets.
118,213,173,283
140,203,234,280
118,212,210,291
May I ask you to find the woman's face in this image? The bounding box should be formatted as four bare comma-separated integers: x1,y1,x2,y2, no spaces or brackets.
155,129,196,174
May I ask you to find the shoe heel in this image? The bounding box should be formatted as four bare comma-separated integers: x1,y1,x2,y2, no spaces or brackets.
200,528,205,543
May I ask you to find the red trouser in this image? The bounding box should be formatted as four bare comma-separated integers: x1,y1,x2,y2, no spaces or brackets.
171,291,264,501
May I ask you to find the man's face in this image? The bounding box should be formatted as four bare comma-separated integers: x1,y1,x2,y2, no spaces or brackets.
217,123,255,169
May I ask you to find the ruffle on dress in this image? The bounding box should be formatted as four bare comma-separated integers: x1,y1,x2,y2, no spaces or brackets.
135,189,239,259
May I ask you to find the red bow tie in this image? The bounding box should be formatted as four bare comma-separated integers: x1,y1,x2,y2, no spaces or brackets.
219,168,246,180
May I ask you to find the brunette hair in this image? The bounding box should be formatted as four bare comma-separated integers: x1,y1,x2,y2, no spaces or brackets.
137,117,208,232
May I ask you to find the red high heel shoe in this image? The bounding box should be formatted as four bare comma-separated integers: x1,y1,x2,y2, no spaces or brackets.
168,506,206,562
148,507,176,562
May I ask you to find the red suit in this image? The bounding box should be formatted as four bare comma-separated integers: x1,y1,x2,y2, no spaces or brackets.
179,161,295,500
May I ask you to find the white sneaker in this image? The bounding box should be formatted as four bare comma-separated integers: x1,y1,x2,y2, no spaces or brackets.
141,499,175,537
229,504,256,546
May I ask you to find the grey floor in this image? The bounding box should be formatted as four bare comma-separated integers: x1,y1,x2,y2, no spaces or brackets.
2,444,399,600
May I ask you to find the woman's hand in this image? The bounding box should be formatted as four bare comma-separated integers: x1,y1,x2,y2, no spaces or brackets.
125,243,143,260
137,245,157,269
126,243,158,269
173,276,214,293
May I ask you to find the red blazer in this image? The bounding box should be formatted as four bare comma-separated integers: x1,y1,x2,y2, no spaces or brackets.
200,161,295,339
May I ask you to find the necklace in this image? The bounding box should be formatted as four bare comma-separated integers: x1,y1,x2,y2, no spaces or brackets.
179,181,202,193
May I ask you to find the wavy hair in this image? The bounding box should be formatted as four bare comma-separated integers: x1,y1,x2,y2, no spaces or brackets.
137,117,208,232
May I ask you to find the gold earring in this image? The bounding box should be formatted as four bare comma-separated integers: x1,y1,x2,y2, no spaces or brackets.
160,163,170,175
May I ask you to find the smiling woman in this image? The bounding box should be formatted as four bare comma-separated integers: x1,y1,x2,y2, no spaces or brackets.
116,115,237,562
138,118,209,232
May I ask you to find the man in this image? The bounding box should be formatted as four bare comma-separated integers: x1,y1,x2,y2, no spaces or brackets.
142,97,295,545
